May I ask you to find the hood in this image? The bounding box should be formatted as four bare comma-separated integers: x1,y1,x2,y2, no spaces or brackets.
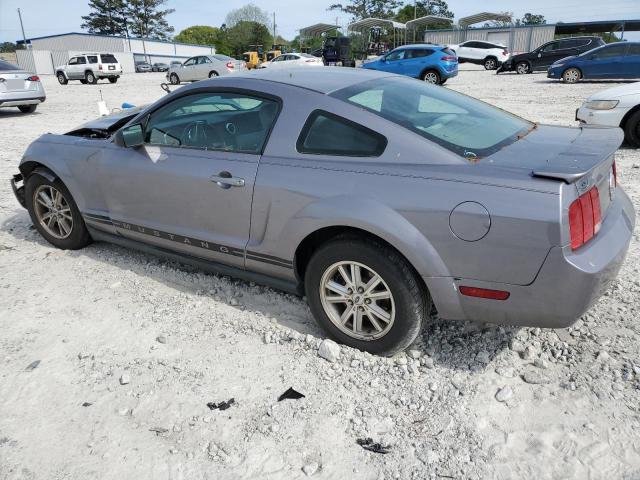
73,106,146,131
486,124,623,183
587,81,640,100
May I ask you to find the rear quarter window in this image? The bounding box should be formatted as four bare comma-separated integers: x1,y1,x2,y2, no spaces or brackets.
87,55,98,64
297,110,387,157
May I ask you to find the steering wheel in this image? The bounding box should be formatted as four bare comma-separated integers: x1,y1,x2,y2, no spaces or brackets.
223,122,239,150
181,121,225,149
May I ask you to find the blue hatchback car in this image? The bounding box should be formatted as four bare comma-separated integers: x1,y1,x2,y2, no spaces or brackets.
548,42,640,83
361,44,458,85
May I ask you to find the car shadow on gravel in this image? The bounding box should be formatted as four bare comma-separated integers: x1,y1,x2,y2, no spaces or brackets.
0,110,42,118
2,212,519,366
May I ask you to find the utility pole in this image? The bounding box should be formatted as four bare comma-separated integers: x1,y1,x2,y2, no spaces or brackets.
273,12,276,46
17,8,29,49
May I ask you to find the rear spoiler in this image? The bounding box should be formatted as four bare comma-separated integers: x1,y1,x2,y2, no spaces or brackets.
531,126,622,184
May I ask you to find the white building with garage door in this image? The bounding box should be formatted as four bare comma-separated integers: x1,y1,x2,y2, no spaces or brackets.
15,32,215,75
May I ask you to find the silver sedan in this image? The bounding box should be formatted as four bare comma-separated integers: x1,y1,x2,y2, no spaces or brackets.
0,60,46,113
167,54,246,84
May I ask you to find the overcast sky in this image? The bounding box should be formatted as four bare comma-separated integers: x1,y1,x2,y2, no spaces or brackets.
1,0,638,43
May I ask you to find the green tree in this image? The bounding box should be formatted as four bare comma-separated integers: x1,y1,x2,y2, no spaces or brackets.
226,21,272,56
174,25,219,45
225,4,272,30
329,0,402,21
81,0,129,36
0,42,23,53
395,0,453,24
518,13,546,26
127,0,175,40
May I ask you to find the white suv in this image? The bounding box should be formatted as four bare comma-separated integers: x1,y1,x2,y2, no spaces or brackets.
447,41,510,70
56,53,122,85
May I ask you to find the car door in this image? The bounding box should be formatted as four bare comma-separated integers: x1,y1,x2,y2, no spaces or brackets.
180,56,198,81
196,56,213,79
381,49,407,74
67,56,84,79
584,44,629,78
455,41,473,60
621,44,640,78
100,90,281,268
535,41,565,69
405,48,433,76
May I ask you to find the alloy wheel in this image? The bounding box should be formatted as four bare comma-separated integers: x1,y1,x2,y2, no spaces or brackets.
423,72,439,84
563,68,580,83
485,58,496,70
33,185,73,239
319,261,395,341
516,62,529,74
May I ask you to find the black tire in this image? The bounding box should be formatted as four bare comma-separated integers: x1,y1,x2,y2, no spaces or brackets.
304,237,428,356
623,110,640,148
80,79,88,84
439,78,447,85
85,71,97,84
421,69,440,85
516,61,530,75
562,67,581,84
18,105,37,113
108,77,118,84
170,73,180,85
25,173,92,250
484,57,498,70
208,71,219,78
57,72,68,85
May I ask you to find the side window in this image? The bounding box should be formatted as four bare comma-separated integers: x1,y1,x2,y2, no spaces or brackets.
385,50,406,61
593,44,628,59
574,38,591,48
628,44,640,56
144,92,279,154
297,110,387,157
540,42,558,52
87,55,99,64
68,57,78,65
198,56,211,64
183,57,197,66
408,49,433,58
465,42,481,49
77,56,87,64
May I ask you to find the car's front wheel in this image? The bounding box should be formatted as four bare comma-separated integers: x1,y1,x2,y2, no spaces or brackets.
484,57,498,70
516,61,530,74
25,173,91,250
623,110,640,148
305,237,428,355
562,67,581,83
169,73,180,85
421,69,440,85
18,105,37,113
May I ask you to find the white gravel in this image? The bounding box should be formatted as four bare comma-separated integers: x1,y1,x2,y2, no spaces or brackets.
1,66,639,479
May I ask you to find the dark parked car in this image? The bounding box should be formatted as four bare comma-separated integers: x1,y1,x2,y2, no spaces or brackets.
548,42,640,83
498,36,605,74
152,63,169,72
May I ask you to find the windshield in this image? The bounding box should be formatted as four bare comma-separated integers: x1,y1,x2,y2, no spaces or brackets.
0,60,20,71
331,77,533,159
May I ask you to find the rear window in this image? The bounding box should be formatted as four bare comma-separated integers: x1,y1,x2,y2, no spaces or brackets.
297,110,387,157
332,77,532,159
100,54,118,63
0,60,19,71
441,47,456,56
213,54,233,61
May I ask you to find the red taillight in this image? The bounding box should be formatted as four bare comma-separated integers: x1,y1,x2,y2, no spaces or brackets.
26,75,40,82
441,55,457,62
226,62,234,69
459,286,510,300
569,186,602,250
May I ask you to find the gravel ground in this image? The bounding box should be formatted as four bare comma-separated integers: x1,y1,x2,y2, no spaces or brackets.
1,66,639,480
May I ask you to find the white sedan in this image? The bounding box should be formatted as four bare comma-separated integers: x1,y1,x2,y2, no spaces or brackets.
260,53,323,69
576,82,640,147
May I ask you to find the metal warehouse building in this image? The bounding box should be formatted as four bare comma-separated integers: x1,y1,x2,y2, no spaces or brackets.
15,32,216,75
423,19,640,53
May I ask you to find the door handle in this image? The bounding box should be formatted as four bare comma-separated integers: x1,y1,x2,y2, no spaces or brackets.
210,171,245,189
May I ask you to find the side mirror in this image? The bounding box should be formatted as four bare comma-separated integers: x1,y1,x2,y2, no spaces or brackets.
120,124,144,148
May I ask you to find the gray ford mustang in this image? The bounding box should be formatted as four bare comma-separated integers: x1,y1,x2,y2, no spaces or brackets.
11,68,635,355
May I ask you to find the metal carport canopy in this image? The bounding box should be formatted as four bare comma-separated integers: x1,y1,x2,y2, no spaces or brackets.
405,15,453,30
299,23,340,38
458,12,511,28
348,18,407,32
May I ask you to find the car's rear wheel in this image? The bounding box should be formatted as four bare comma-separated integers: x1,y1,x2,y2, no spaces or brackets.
208,71,219,78
516,61,530,74
57,73,68,85
170,73,180,85
18,105,37,113
305,237,428,355
108,77,118,84
623,110,640,148
422,69,440,85
562,68,581,83
484,57,497,70
85,71,97,85
25,174,91,250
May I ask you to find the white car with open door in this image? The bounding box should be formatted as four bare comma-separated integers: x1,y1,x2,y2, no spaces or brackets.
447,41,510,70
261,53,324,69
